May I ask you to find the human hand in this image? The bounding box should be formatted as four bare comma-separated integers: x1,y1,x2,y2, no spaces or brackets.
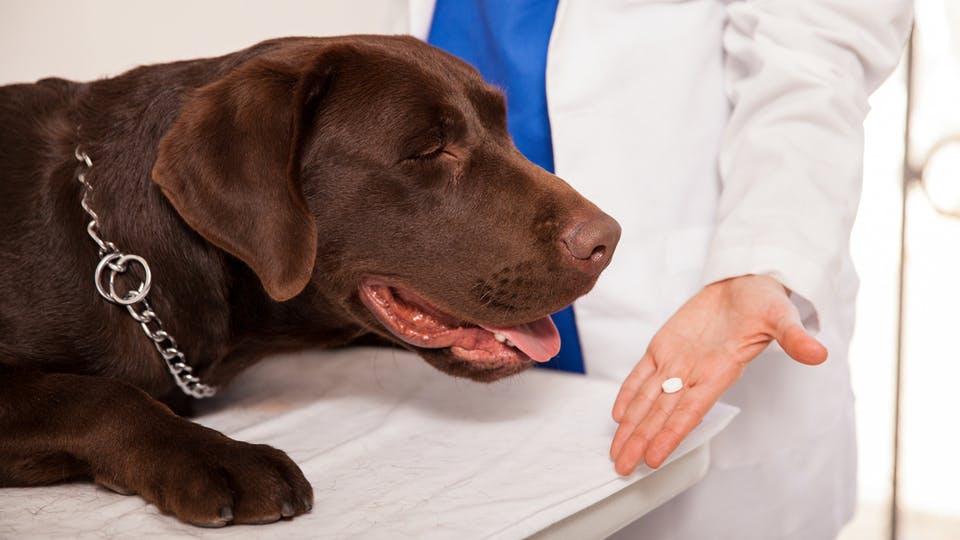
609,274,828,475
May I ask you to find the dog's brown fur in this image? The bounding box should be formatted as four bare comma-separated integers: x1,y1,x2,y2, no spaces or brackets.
0,35,618,526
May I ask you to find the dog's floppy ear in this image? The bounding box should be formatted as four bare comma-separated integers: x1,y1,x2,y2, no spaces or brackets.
152,46,344,301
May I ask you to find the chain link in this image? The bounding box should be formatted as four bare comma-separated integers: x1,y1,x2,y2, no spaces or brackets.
75,147,216,399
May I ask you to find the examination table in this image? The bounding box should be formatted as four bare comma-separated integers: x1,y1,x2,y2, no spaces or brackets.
0,347,737,539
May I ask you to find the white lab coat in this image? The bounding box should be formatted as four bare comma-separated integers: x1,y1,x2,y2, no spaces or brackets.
397,1,913,538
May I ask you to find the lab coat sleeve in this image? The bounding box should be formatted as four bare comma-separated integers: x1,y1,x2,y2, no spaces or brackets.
701,0,913,325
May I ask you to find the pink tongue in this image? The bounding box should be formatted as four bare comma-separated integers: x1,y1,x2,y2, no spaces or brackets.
480,316,561,362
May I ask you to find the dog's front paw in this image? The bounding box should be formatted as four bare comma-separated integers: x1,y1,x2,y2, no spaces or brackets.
108,429,313,527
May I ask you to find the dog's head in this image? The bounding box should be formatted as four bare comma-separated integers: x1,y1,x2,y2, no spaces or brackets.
152,36,619,382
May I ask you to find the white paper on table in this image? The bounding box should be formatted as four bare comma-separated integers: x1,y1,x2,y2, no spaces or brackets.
0,347,738,539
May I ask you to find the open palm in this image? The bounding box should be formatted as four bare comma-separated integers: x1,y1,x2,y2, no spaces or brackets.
609,274,828,475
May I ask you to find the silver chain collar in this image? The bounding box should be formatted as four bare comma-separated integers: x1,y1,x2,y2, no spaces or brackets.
74,147,216,399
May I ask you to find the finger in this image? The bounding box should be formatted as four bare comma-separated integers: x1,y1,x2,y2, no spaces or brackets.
643,383,721,469
609,372,668,458
613,426,649,476
774,313,828,366
612,352,656,422
612,392,682,475
610,419,639,462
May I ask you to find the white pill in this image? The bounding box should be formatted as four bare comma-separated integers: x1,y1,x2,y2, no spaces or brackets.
661,377,683,394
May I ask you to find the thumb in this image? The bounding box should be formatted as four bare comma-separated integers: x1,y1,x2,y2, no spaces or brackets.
774,307,828,366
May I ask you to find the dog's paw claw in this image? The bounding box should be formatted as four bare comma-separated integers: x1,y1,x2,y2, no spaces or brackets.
220,506,235,522
97,480,135,496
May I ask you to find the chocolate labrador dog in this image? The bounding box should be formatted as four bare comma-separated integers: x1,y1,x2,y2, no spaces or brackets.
0,35,619,527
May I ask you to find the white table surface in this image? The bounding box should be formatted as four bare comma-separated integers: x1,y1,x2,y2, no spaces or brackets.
0,347,737,539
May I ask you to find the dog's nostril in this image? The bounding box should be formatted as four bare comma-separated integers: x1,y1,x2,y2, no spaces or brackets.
590,245,606,262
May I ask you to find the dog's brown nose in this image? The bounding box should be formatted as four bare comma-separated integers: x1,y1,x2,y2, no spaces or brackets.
562,213,621,271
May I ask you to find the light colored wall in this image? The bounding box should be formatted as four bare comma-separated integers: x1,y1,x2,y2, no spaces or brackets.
0,0,407,84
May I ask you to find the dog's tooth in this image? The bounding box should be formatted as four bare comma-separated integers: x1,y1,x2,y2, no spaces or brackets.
505,339,515,348
494,333,507,343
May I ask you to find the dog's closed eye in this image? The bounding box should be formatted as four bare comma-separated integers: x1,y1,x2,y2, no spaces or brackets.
409,145,447,161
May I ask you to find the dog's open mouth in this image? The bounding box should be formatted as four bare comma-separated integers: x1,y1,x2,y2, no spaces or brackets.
358,278,561,366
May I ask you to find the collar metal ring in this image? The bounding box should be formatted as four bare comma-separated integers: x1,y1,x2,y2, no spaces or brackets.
95,253,152,305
